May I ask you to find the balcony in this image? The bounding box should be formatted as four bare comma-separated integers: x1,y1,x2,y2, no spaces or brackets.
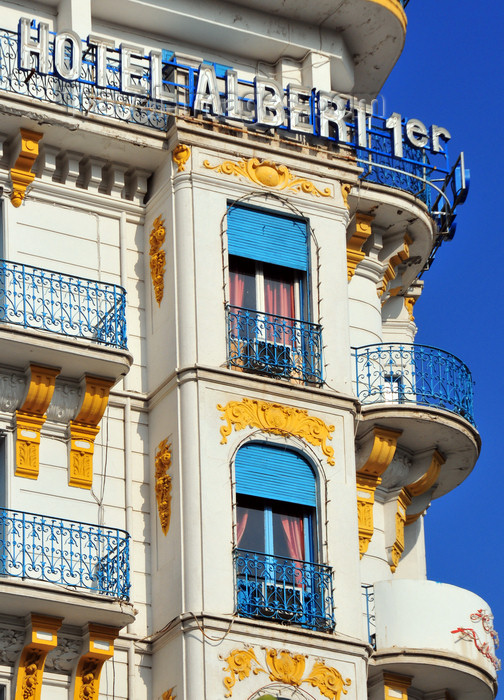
0,259,126,348
353,343,475,424
0,508,129,599
234,549,334,632
0,259,131,382
227,305,323,385
369,579,498,700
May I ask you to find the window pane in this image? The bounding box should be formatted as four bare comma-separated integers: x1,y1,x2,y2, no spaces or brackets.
230,256,256,309
237,502,264,552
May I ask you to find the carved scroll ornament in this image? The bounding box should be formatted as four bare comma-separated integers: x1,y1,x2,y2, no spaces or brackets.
204,157,331,197
221,647,351,699
217,398,335,465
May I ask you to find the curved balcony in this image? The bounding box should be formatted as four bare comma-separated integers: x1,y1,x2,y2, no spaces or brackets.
370,579,498,700
0,508,130,600
227,305,323,385
0,259,131,382
0,259,126,349
234,549,334,632
353,343,475,425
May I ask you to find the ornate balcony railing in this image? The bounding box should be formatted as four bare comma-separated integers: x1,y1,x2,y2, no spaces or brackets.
353,343,475,424
362,584,376,648
234,549,334,632
0,259,127,349
227,305,323,385
0,508,130,599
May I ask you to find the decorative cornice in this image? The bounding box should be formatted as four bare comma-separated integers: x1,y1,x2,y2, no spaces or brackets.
155,438,172,535
356,427,401,557
172,144,191,172
217,398,335,465
10,128,43,207
69,376,114,489
347,213,373,281
221,647,351,699
15,365,60,480
14,614,62,700
203,157,331,198
149,215,166,306
72,624,119,700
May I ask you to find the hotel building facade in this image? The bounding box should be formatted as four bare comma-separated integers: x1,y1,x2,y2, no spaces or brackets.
0,1,498,699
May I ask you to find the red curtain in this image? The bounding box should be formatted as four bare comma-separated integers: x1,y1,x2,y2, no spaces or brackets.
264,277,295,318
281,515,304,560
236,510,249,546
230,270,245,308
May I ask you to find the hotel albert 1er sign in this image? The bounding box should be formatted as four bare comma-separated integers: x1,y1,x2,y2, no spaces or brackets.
16,17,452,160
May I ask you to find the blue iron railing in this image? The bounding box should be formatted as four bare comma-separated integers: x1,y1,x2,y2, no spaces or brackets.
0,508,130,599
234,549,334,632
362,584,376,648
353,343,475,424
0,259,127,348
227,305,323,385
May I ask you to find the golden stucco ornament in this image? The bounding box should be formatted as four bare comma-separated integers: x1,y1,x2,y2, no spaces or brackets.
221,647,351,699
204,157,331,197
217,398,335,465
149,215,166,306
172,144,191,172
155,438,172,535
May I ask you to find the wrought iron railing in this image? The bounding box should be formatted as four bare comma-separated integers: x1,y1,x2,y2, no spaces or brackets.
0,259,127,348
227,305,323,385
362,584,376,648
0,508,130,599
353,343,475,424
234,549,334,632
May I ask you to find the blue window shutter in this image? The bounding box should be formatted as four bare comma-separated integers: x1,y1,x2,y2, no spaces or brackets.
235,443,316,506
227,205,308,271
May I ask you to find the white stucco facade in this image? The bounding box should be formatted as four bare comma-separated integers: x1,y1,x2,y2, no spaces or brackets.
0,1,496,700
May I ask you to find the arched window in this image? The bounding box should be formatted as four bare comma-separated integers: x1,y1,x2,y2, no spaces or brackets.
225,204,323,385
234,442,334,631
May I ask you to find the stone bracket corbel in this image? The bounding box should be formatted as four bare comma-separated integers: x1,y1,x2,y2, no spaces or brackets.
10,129,43,207
379,234,412,297
68,376,114,489
386,487,412,572
14,614,62,700
405,449,445,525
15,365,60,480
356,426,402,557
72,624,119,700
347,212,374,281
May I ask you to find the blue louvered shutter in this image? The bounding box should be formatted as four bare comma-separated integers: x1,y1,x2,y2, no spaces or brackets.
235,443,316,507
227,205,308,271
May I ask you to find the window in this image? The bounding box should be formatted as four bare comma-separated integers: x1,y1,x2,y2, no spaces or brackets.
233,443,334,631
226,205,323,384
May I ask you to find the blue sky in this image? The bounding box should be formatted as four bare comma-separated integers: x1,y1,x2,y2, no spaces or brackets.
383,0,504,669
